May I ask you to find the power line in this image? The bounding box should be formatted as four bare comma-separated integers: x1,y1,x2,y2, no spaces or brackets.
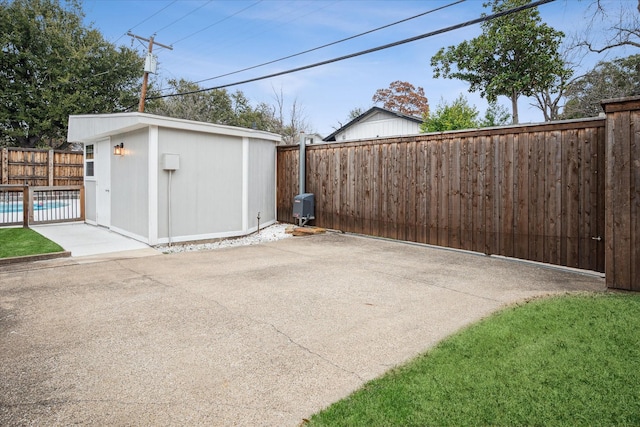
169,0,263,46
196,1,338,59
184,0,465,88
130,1,178,32
146,0,556,102
113,1,177,45
154,0,213,35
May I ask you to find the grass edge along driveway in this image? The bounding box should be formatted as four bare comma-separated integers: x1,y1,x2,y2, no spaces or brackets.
308,293,640,427
0,227,63,258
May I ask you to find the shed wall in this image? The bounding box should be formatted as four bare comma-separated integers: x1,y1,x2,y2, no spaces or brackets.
111,128,150,239
85,181,97,222
157,128,243,242
248,138,277,229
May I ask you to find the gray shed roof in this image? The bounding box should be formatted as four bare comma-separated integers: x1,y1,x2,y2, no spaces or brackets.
67,112,282,143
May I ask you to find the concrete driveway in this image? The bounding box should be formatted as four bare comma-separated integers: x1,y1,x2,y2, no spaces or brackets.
0,232,605,426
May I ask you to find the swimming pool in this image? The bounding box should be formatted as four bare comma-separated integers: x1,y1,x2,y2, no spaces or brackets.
0,201,69,213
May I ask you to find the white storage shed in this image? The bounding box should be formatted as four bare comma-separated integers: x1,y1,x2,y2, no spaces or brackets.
67,112,281,245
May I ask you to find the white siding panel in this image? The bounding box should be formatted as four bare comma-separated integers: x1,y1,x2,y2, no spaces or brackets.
157,128,243,241
84,181,97,223
248,138,277,230
110,128,150,239
336,113,421,142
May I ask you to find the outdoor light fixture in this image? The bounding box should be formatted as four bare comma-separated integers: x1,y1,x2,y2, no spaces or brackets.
114,142,124,156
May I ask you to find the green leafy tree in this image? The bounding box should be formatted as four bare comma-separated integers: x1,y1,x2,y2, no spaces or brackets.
147,79,284,134
479,101,511,127
430,0,566,124
421,95,479,132
562,54,640,119
0,0,143,148
148,79,235,124
230,92,280,132
348,107,366,120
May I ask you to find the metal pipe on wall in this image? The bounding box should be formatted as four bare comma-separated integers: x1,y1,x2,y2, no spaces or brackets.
299,133,306,194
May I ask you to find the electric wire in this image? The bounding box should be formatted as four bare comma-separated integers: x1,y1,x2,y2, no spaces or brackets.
196,1,337,58
129,0,177,32
186,0,465,88
170,0,263,46
154,0,213,35
146,0,556,102
158,0,337,91
113,1,177,44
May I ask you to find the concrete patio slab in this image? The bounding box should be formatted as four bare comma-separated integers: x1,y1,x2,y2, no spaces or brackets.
32,222,158,258
0,232,606,426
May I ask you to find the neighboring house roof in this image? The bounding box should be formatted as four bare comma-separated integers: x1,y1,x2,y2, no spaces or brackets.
301,133,325,145
323,106,423,142
67,112,282,143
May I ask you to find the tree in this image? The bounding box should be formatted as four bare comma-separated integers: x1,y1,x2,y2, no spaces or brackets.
576,0,639,54
430,0,566,124
270,87,311,145
333,107,367,130
0,0,142,148
479,101,511,127
348,107,366,121
372,81,429,116
147,79,281,132
421,95,479,132
147,79,235,124
562,54,640,119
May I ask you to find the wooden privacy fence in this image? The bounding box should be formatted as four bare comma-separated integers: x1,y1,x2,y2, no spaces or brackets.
278,118,606,274
278,96,640,291
1,147,84,186
602,97,640,291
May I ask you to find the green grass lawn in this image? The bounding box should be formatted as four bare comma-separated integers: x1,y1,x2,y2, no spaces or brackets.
308,293,640,426
0,227,64,258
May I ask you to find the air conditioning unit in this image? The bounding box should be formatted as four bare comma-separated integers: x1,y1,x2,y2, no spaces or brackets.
292,193,315,226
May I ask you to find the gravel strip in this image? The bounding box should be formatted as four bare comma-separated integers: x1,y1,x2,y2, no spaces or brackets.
157,223,291,253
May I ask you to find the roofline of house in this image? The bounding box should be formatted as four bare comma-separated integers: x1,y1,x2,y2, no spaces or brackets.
323,106,423,142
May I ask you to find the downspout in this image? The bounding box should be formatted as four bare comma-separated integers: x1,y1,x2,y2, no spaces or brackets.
299,132,306,194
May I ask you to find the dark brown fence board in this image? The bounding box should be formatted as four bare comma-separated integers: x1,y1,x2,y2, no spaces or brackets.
514,133,528,260
472,136,484,253
631,111,640,288
428,140,439,245
596,125,606,272
602,97,640,289
564,129,580,268
614,110,632,289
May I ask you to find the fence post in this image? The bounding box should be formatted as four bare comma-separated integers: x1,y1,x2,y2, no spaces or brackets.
22,184,30,228
602,95,640,291
48,149,55,186
80,186,85,221
1,148,7,184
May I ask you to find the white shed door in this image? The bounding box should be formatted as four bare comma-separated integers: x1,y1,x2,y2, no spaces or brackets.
95,139,111,227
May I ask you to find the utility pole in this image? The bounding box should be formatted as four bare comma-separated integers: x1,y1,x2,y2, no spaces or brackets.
127,32,173,112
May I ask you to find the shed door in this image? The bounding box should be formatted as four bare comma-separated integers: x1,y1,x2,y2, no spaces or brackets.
95,139,111,227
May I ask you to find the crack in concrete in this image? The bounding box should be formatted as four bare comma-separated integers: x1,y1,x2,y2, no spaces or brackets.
370,266,503,303
261,320,366,383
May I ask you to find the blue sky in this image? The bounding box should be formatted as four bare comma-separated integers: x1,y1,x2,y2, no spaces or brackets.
81,0,636,136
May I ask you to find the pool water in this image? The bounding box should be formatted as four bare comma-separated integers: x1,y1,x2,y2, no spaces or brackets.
0,201,69,213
